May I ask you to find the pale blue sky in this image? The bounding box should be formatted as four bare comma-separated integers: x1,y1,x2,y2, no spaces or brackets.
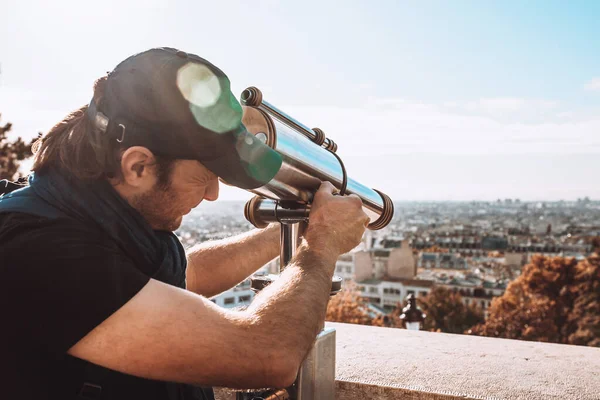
1,0,599,201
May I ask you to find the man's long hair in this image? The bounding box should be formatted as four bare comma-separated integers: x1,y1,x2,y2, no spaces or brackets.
32,76,173,183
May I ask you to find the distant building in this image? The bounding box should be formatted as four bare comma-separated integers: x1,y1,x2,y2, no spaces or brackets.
354,240,417,281
411,235,484,254
358,278,434,312
211,278,255,309
335,253,355,281
418,252,468,269
350,240,434,310
481,236,509,251
504,252,526,267
388,240,417,278
211,258,279,308
438,276,506,311
508,242,592,255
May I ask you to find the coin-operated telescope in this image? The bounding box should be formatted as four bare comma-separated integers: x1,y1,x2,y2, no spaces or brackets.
236,87,394,400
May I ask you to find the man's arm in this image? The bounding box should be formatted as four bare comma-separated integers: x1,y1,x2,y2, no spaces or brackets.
69,244,337,389
186,224,279,297
68,182,369,389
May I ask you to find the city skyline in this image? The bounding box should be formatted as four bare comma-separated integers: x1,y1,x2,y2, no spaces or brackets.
1,0,599,200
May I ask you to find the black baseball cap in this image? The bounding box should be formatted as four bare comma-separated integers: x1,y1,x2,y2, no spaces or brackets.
89,47,282,189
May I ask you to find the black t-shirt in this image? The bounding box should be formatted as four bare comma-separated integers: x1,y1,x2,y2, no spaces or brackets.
0,212,167,398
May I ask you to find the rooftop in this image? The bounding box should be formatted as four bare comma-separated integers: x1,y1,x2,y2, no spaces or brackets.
359,278,435,288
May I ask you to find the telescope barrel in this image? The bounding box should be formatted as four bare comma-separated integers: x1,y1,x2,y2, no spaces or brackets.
241,87,394,230
242,87,337,152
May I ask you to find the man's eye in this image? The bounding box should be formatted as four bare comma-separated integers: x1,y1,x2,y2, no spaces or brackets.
193,176,212,185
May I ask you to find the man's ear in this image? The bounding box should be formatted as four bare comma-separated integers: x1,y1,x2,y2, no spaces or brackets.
120,146,157,188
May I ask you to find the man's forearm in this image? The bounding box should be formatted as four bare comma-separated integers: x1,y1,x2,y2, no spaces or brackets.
242,244,336,372
186,224,279,297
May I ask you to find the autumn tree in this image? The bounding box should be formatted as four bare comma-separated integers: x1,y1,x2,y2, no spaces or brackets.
325,284,486,332
471,255,600,347
0,114,35,180
566,255,600,346
325,284,406,328
326,284,373,326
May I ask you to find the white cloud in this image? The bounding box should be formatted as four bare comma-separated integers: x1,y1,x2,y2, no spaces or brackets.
284,97,600,157
368,97,559,123
455,97,559,121
468,97,527,113
556,111,574,118
357,83,374,90
278,100,600,200
584,78,600,92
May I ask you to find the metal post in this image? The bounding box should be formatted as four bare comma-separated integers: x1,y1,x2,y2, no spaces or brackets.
241,200,337,400
292,328,336,399
280,223,300,270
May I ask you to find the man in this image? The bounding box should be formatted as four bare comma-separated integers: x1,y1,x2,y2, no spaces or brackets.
0,48,369,399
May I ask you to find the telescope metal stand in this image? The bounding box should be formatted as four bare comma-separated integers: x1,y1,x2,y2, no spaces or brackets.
291,327,336,399
237,200,339,400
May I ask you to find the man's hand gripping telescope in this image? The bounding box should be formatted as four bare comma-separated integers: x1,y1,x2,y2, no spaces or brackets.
234,87,394,400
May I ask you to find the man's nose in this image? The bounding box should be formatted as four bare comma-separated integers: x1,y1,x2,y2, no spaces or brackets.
204,179,219,202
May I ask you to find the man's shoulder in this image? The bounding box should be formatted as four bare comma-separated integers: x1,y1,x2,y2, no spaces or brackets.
0,211,83,234
0,212,112,253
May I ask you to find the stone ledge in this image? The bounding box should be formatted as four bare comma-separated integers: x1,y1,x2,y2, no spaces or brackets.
328,322,600,400
216,322,600,399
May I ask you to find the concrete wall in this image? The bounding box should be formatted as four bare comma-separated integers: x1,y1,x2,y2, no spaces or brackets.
215,322,600,399
329,322,600,400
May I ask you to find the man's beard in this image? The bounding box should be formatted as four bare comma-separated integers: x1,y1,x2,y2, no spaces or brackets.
131,184,182,232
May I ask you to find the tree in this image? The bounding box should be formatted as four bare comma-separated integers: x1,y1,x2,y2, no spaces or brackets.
326,284,373,326
407,287,483,333
471,255,600,347
0,114,35,180
326,285,406,328
567,255,600,346
325,284,485,332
